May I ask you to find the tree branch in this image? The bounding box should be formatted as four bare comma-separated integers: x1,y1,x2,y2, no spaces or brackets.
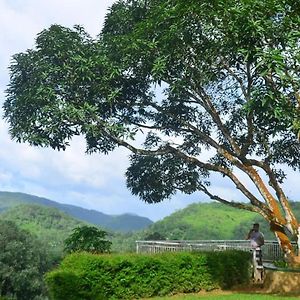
222,62,248,99
246,158,299,233
195,86,242,155
149,102,238,157
100,124,273,219
166,145,273,219
198,184,270,219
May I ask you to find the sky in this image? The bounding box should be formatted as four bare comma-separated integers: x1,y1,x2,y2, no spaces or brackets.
0,0,299,222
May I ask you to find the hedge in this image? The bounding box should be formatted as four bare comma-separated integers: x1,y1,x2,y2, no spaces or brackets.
45,251,251,300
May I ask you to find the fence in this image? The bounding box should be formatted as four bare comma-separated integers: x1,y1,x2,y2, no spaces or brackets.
136,240,298,262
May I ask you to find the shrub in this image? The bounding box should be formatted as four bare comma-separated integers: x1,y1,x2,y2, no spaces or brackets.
46,250,251,299
206,250,251,288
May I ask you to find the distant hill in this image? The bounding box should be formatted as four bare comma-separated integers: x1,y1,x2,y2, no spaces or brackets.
0,191,153,232
0,204,87,260
0,203,141,254
112,201,300,253
145,201,300,241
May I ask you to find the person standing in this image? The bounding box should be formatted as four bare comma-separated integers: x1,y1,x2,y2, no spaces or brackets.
247,223,265,248
247,223,265,282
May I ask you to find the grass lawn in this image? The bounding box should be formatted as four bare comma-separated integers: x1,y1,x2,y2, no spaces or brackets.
148,293,300,300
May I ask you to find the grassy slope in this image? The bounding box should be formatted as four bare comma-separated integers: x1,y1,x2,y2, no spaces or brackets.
0,203,136,254
112,201,300,252
148,201,300,241
2,195,300,253
149,202,259,240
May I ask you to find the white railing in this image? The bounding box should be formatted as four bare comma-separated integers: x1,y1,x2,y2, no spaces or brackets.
136,240,298,261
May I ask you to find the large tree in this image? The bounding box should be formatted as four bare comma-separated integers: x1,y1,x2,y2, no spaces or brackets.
0,220,49,299
4,0,300,263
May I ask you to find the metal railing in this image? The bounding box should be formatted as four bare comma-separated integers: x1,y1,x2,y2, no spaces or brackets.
136,240,298,261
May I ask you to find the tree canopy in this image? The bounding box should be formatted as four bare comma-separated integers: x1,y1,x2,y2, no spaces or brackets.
4,0,300,262
64,226,112,254
0,220,49,299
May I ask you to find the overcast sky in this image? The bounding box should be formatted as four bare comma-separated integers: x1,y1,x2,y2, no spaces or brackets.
0,0,299,222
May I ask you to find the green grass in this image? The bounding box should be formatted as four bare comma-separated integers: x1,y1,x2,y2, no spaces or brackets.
149,293,300,299
181,203,256,239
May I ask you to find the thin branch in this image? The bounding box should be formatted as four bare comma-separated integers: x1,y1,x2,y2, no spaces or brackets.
198,184,270,220
196,86,242,155
222,62,248,99
149,102,237,156
102,129,169,156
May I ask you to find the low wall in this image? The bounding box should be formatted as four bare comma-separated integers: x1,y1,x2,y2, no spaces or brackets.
263,270,300,294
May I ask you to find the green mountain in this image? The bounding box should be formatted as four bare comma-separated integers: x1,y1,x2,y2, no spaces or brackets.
0,191,153,232
113,202,300,253
1,204,85,237
0,204,87,261
145,201,300,241
0,203,137,255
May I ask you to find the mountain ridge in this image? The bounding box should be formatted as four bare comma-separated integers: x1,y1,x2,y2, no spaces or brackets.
0,191,153,232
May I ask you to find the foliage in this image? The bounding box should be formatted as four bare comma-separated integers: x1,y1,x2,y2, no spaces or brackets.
64,226,112,254
206,251,251,289
46,251,251,299
150,294,300,300
110,230,144,253
273,260,289,268
144,231,166,240
3,0,300,254
0,220,49,300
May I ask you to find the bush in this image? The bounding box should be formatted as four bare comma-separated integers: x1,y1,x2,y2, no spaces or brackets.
206,250,252,288
46,250,251,299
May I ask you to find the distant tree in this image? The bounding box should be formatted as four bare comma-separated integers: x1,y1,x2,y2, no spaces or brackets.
64,226,112,254
144,231,166,241
0,220,48,300
4,0,300,264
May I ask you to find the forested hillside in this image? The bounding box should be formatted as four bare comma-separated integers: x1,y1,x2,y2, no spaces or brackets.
2,198,300,254
144,202,300,241
0,191,153,232
110,201,300,252
0,204,87,261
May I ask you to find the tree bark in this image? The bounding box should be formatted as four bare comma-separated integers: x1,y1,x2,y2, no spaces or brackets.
270,221,300,267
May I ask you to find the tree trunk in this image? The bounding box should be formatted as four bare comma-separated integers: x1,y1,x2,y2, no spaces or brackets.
271,221,300,267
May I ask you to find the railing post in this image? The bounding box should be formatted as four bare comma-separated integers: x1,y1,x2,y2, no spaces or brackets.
252,247,264,283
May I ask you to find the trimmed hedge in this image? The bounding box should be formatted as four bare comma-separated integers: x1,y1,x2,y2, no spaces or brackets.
46,251,251,300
